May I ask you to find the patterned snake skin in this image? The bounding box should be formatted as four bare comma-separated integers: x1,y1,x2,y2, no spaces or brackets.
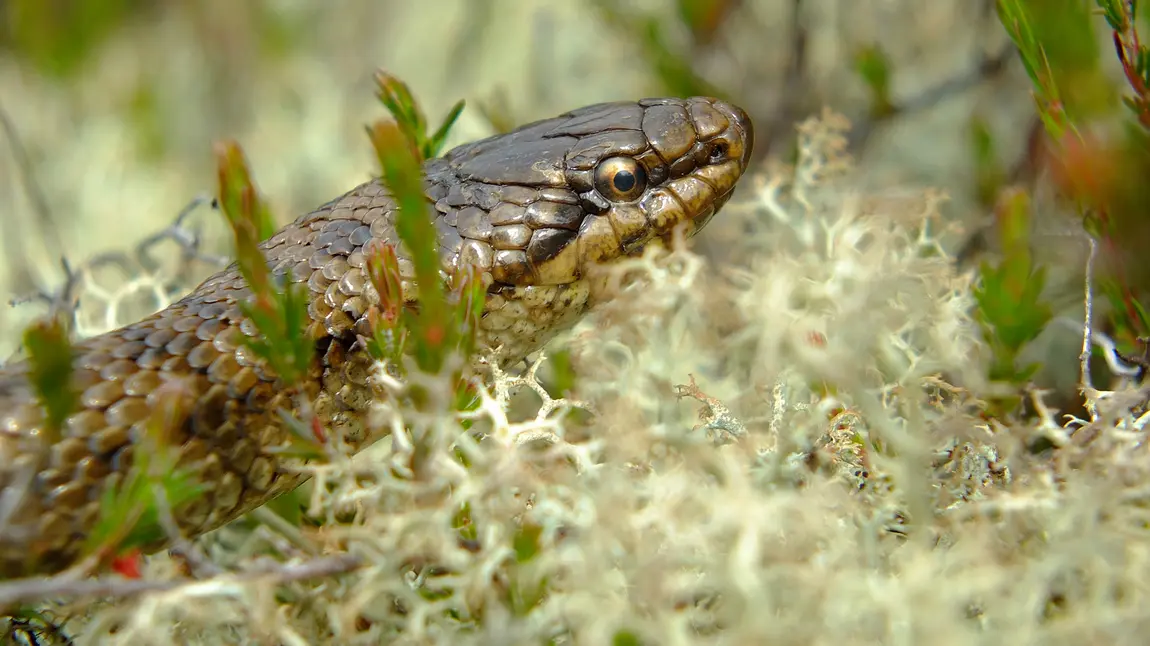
0,97,753,578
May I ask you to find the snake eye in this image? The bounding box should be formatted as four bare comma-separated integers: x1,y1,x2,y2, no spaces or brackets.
593,156,648,203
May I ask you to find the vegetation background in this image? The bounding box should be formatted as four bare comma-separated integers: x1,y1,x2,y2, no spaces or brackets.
1,1,1149,644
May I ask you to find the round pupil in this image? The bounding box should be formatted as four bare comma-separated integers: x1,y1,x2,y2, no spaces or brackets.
613,170,636,192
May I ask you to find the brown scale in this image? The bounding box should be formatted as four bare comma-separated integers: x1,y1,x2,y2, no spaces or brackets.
0,96,754,578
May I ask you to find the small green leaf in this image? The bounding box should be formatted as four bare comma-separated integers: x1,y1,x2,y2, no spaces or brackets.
613,631,643,646
1097,0,1130,31
237,281,313,387
1132,298,1150,332
374,72,467,162
969,115,1005,206
854,44,895,118
374,72,426,154
22,318,77,440
366,241,406,326
454,502,477,543
449,263,485,361
361,241,410,364
997,187,1034,256
426,99,467,158
369,121,451,373
214,141,274,295
513,523,543,563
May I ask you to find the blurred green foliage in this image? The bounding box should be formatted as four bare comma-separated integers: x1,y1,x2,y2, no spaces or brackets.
1099,0,1150,127
854,44,895,118
969,114,1008,208
590,0,730,99
2,0,150,78
2,0,305,79
973,188,1052,392
992,0,1150,385
675,0,743,47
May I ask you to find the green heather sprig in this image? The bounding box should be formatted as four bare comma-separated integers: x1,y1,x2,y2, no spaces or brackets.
18,318,198,578
214,141,311,388
366,73,484,402
1098,0,1150,128
84,382,202,572
993,0,1150,364
213,142,329,461
373,71,465,162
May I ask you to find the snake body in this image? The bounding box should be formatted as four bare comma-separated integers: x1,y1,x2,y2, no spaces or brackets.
0,97,753,579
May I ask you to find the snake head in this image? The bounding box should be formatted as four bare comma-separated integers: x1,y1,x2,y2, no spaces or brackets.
434,96,754,287
425,97,754,361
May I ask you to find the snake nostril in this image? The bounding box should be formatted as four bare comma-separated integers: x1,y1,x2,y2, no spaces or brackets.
712,100,755,168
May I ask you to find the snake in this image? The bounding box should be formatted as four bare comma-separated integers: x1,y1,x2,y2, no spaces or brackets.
0,96,753,579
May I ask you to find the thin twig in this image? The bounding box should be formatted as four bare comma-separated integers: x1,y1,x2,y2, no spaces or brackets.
132,195,230,274
1081,235,1098,396
6,195,229,355
674,373,747,445
1057,317,1141,379
0,554,362,609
